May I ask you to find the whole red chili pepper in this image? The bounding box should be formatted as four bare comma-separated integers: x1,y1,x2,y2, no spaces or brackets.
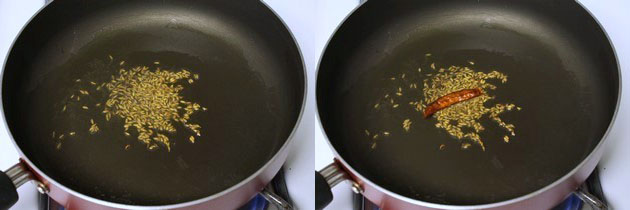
423,88,483,118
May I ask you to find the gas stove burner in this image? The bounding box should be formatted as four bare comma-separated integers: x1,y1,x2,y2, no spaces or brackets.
38,168,294,210
353,168,607,210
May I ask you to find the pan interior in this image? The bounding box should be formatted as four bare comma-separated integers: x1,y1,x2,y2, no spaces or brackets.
2,0,303,206
318,0,618,205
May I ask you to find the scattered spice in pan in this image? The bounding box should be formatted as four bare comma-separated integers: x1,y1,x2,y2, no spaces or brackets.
148,144,158,151
89,119,99,134
152,134,170,151
366,129,391,150
103,66,203,151
402,119,412,132
53,60,204,152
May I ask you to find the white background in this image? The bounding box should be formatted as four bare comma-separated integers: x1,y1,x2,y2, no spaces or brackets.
313,0,630,210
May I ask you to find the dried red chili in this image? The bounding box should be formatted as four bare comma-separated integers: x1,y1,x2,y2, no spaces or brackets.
423,88,483,118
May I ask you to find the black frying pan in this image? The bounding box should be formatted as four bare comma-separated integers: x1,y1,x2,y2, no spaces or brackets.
317,0,618,207
2,0,303,207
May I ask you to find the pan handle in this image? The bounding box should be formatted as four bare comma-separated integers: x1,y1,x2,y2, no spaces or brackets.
315,162,362,210
0,162,48,209
0,169,19,209
260,186,293,210
574,187,608,210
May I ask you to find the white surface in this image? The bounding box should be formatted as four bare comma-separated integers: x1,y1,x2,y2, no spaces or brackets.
312,0,630,210
0,0,315,209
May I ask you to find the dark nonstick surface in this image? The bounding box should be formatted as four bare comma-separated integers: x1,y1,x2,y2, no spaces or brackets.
2,0,303,206
318,0,618,205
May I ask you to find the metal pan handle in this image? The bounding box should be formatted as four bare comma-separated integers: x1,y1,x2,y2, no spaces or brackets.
315,162,362,210
574,187,608,210
0,169,19,209
0,162,48,209
260,186,293,210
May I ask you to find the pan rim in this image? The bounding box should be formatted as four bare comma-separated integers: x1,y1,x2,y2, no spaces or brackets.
0,0,308,209
314,0,622,209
